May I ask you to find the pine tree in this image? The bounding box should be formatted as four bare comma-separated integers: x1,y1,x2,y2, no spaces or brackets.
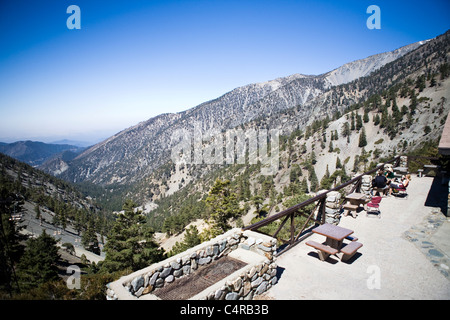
102,200,164,273
342,122,350,138
336,156,342,169
373,113,381,126
168,226,201,257
319,165,331,190
350,111,355,130
358,127,368,148
203,179,242,239
0,193,26,296
16,230,60,290
310,151,317,165
309,167,319,193
34,204,41,220
329,141,334,153
300,178,309,194
82,220,100,255
356,113,363,131
363,110,369,123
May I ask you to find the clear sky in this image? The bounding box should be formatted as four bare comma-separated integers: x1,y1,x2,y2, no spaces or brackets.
0,0,449,144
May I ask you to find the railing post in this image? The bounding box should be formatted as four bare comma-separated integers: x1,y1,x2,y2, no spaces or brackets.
355,177,362,193
319,198,326,225
290,213,295,245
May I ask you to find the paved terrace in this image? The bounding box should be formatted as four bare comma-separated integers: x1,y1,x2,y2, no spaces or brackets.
262,176,450,300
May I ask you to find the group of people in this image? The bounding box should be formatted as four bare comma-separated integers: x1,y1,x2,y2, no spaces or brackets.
372,167,411,196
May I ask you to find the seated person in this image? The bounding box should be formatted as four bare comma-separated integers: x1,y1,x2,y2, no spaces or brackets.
385,167,395,182
372,170,389,196
390,174,411,195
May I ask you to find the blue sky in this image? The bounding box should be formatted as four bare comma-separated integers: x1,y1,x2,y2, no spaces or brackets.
0,0,449,144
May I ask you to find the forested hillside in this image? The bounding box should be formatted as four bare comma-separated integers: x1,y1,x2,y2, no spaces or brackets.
132,31,450,254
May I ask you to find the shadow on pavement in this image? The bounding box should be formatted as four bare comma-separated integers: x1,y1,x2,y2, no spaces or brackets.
424,175,448,216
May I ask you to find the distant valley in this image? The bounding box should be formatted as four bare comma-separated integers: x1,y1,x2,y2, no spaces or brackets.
0,140,85,167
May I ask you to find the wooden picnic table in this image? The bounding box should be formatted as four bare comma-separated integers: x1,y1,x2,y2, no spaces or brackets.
343,193,368,217
345,192,366,204
307,223,363,262
312,223,354,250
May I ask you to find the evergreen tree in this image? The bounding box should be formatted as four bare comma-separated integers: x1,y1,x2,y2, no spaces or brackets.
203,179,242,239
319,165,332,190
82,220,100,255
34,204,41,220
373,113,381,126
440,63,450,80
16,230,60,290
350,111,355,131
430,76,436,87
336,156,342,169
102,200,164,273
0,193,26,296
363,110,369,123
358,127,368,148
409,90,417,115
356,114,363,131
415,74,426,92
310,151,317,165
328,141,334,153
168,226,201,257
251,195,264,214
309,167,319,193
342,122,350,138
300,178,309,194
392,98,402,122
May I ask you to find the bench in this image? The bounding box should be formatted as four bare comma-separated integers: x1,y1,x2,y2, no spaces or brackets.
339,242,363,262
343,203,359,217
306,240,338,261
373,187,388,196
417,169,424,178
345,235,358,242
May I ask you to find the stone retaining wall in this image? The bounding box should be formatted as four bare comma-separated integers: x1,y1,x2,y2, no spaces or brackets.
106,228,277,300
201,258,277,301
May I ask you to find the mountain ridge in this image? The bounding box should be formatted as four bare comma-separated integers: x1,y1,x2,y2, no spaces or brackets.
47,37,428,186
0,140,85,167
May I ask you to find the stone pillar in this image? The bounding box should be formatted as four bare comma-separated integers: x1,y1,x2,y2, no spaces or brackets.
360,175,372,198
324,191,342,225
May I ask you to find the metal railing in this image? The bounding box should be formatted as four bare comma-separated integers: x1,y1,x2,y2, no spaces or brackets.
243,156,401,255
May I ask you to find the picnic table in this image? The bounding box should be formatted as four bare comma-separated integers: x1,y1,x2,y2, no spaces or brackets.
306,223,363,262
312,223,354,250
343,193,368,217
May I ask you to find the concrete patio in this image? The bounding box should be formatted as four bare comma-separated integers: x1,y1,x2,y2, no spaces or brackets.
262,176,450,300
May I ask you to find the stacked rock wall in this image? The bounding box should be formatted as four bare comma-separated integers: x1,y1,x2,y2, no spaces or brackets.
399,156,408,168
202,258,277,301
360,175,372,198
106,228,277,300
324,191,342,225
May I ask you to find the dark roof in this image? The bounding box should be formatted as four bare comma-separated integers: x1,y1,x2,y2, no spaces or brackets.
438,112,450,155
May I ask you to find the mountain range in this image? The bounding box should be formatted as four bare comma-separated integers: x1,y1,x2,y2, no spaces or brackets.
0,140,85,167
41,38,428,185
4,30,450,222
